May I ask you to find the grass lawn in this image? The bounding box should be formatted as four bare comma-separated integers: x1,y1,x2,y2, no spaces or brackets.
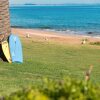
0,36,100,96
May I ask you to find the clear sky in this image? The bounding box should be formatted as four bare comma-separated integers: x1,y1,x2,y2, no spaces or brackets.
9,0,100,4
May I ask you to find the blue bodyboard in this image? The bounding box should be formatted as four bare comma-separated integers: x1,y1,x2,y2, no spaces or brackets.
9,34,23,63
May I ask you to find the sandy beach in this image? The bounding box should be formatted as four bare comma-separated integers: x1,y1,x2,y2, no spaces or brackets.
11,28,100,45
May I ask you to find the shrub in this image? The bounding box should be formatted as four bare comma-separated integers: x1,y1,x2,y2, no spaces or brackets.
2,78,100,100
90,42,100,46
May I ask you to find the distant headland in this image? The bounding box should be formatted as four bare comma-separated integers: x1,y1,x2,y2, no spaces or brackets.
10,3,100,7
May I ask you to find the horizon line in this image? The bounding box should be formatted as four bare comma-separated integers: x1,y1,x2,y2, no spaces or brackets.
10,3,100,5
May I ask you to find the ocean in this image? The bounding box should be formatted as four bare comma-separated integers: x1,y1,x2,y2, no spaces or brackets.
10,5,100,36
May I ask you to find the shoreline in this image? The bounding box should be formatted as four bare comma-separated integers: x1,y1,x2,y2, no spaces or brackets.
11,27,100,37
11,28,100,45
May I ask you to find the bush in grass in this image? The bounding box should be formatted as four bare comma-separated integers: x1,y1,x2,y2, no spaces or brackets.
90,42,100,46
3,78,100,100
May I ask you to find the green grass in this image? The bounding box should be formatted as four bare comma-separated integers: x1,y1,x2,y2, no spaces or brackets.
0,37,100,96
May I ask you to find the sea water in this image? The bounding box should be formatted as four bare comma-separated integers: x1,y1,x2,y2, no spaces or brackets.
10,5,100,36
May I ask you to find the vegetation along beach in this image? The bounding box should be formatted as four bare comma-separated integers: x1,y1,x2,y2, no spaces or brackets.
0,0,100,99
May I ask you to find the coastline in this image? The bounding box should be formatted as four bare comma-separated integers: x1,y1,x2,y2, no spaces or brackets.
11,28,100,45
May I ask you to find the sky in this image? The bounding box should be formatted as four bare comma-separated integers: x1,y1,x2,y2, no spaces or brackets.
9,0,100,4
